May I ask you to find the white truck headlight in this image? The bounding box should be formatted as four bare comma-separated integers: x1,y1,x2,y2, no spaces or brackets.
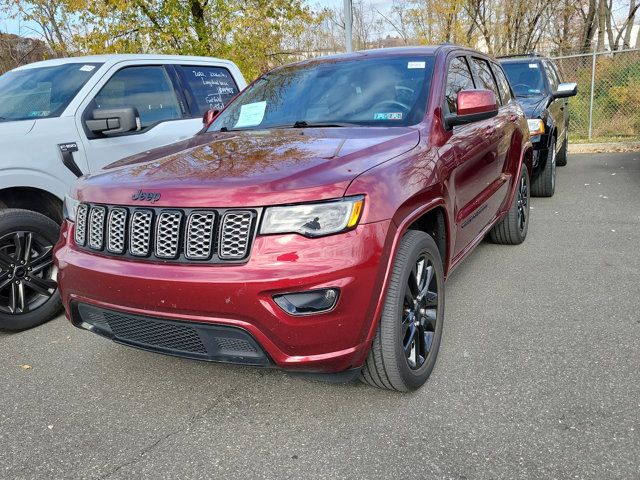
260,196,364,237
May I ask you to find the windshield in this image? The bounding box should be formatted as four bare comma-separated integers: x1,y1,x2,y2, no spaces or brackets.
0,63,102,121
208,56,434,131
501,62,546,97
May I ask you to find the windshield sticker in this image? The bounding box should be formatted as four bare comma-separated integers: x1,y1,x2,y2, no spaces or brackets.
374,112,403,120
234,101,267,128
79,65,95,72
528,63,539,68
408,61,426,69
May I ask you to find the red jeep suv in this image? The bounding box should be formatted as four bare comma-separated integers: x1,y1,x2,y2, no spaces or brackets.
55,46,532,391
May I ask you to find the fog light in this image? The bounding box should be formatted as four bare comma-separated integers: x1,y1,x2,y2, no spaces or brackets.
273,288,339,315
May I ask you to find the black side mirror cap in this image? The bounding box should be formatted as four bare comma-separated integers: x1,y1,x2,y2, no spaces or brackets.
86,107,139,135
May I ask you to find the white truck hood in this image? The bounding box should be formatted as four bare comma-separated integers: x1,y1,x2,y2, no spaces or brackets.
0,120,36,137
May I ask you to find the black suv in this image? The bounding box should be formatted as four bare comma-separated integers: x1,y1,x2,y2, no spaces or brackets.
499,54,577,197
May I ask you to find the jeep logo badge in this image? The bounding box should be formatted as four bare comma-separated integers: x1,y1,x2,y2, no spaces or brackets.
132,190,161,203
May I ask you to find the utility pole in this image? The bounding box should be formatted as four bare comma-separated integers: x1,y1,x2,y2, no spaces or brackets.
344,0,353,53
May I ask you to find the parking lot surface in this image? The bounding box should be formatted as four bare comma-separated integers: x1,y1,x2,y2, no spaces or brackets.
1,152,639,479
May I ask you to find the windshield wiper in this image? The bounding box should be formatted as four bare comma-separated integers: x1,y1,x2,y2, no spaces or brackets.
292,121,359,128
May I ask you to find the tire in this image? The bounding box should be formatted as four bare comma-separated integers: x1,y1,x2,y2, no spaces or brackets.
360,230,445,392
531,136,556,197
556,135,568,167
0,209,62,331
489,167,530,245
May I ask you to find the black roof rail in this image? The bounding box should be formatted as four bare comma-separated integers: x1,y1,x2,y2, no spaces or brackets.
496,52,543,59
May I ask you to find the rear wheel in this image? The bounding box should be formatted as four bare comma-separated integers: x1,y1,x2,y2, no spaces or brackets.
0,209,61,331
556,136,568,166
489,167,530,245
360,230,444,391
531,137,556,197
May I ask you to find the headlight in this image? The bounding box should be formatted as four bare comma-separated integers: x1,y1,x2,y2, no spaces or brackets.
260,196,364,237
63,194,80,221
527,119,545,136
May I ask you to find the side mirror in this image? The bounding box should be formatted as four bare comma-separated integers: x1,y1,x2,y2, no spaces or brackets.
445,89,499,128
85,107,139,135
553,82,578,99
203,108,220,127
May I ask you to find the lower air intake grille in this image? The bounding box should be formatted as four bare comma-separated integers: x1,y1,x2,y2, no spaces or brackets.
96,309,207,354
75,303,270,365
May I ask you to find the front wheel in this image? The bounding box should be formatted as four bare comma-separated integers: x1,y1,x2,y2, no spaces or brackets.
531,137,556,197
0,209,61,331
360,230,445,391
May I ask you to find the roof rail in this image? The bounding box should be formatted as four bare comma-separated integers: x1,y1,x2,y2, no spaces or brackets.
496,52,542,59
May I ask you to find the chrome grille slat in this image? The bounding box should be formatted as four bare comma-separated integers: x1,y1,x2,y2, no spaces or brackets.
220,211,253,259
75,204,89,246
107,208,127,253
129,210,153,256
155,211,182,258
185,212,216,260
88,206,106,250
75,204,255,263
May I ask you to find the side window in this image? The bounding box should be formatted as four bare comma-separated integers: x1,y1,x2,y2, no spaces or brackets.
543,62,559,91
93,66,181,130
177,66,240,117
471,58,501,104
492,64,513,105
445,56,475,114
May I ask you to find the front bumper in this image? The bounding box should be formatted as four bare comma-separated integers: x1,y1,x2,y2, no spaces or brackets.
55,219,392,373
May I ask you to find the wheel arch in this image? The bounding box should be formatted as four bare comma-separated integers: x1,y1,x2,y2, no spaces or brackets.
353,200,451,368
0,187,64,224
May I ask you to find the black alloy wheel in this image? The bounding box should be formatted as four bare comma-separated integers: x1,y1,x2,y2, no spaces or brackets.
402,253,438,370
360,230,445,391
0,230,57,314
516,170,529,235
0,209,62,331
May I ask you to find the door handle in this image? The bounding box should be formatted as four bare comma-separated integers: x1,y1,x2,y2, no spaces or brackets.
483,125,496,136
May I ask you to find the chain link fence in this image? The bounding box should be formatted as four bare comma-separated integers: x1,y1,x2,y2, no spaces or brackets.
551,48,640,142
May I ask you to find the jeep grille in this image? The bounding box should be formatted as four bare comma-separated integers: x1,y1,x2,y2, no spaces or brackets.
73,204,259,264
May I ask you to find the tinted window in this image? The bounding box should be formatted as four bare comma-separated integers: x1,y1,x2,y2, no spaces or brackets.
471,58,501,102
492,64,513,105
445,56,475,114
177,66,239,117
543,61,559,90
93,66,181,129
209,56,434,131
0,63,101,121
501,62,546,97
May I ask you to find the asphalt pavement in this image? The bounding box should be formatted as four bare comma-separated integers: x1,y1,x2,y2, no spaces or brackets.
1,152,639,479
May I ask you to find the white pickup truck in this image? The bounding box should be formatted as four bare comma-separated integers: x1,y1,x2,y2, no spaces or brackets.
0,54,246,330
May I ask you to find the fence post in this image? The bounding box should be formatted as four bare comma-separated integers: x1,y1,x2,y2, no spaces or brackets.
588,44,597,140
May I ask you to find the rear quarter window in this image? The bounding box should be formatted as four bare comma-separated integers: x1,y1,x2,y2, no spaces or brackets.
471,58,501,103
492,64,513,105
177,66,240,117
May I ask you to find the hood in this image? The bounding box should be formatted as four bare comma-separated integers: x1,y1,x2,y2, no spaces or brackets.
75,127,420,207
516,95,548,118
0,119,36,137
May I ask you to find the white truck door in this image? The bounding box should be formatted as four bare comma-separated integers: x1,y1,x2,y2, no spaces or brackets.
74,62,240,172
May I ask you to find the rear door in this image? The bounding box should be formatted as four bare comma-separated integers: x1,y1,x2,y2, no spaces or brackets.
75,61,241,172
